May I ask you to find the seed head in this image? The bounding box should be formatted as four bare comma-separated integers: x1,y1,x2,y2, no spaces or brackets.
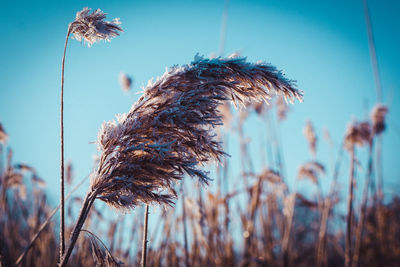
69,7,122,46
297,161,325,184
303,120,317,157
370,104,388,135
91,55,303,210
119,73,133,92
344,121,372,150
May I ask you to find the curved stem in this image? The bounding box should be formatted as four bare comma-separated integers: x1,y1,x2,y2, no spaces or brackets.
60,27,71,262
81,229,121,265
60,189,97,267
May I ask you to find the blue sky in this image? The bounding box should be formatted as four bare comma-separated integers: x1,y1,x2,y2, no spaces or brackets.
1,0,399,207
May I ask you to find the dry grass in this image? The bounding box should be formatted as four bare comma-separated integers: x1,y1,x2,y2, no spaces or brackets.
1,99,398,267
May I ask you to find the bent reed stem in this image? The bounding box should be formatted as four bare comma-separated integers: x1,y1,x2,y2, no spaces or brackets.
60,189,98,267
60,27,71,262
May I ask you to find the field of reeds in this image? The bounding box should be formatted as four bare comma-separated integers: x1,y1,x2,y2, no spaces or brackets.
1,97,399,266
1,3,399,267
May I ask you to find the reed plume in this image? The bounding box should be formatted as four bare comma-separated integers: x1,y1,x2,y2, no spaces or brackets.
91,54,303,209
304,120,317,158
60,54,303,266
119,73,133,92
344,121,372,150
297,161,325,185
370,104,388,135
69,7,122,46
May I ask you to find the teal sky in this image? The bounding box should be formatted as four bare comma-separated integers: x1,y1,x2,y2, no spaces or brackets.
1,0,399,207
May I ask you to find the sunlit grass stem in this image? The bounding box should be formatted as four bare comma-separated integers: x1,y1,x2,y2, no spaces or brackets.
59,26,72,261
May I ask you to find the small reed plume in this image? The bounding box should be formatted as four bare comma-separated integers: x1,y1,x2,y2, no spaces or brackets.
59,6,122,263
297,161,325,185
119,73,133,92
344,121,372,150
60,54,303,266
370,104,388,135
303,120,317,158
0,123,8,144
69,7,122,46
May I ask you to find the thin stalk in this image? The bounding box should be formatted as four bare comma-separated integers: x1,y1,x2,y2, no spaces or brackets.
376,135,383,202
60,189,98,267
273,109,287,182
352,142,374,267
375,135,386,260
0,145,3,176
282,180,298,267
218,0,230,56
243,175,263,266
345,146,356,267
362,0,382,102
317,144,344,267
317,197,330,267
60,27,72,261
141,204,149,267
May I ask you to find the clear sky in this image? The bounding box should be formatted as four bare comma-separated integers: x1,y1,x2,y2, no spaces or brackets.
1,0,399,207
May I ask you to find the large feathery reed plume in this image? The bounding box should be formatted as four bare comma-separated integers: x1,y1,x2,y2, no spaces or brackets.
60,54,303,266
59,6,122,262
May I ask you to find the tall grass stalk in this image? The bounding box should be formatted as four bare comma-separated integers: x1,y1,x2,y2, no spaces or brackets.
363,1,386,243
345,146,356,267
59,26,71,259
218,0,230,56
317,144,344,267
57,7,121,264
362,0,382,102
282,186,297,267
60,189,98,267
141,205,150,267
352,142,374,267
